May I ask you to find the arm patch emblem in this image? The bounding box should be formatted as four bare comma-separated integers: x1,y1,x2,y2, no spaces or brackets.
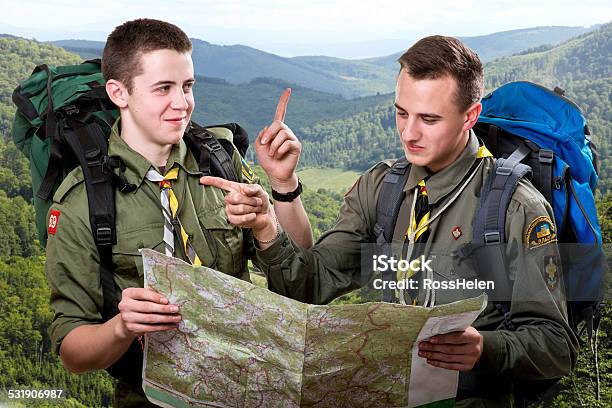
525,216,557,249
48,209,61,236
543,255,560,291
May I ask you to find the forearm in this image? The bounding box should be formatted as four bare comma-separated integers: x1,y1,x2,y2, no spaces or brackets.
270,175,313,248
59,314,135,373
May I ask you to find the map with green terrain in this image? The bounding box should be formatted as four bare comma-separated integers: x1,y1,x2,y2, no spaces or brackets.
141,250,486,408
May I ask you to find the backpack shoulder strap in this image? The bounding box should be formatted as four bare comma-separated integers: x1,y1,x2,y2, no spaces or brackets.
206,122,250,157
373,158,411,246
474,145,532,246
183,122,243,183
373,158,411,303
469,149,532,329
62,117,118,321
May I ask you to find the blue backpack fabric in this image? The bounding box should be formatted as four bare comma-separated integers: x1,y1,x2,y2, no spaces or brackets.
477,81,601,246
475,82,604,327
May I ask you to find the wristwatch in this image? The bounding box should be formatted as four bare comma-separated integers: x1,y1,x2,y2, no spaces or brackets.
271,178,303,202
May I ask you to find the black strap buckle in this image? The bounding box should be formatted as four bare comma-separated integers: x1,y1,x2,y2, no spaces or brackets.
96,226,113,245
203,142,223,153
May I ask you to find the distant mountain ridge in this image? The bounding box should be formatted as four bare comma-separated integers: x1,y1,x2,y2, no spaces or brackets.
363,25,597,69
46,24,599,98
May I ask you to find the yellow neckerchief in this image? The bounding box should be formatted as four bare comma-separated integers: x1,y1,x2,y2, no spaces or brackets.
160,167,202,266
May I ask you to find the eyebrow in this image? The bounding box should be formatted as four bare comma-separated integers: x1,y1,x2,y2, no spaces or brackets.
393,103,442,119
150,78,196,87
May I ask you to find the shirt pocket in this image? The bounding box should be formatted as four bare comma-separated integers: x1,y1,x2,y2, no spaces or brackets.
112,225,164,282
197,206,245,278
428,248,483,303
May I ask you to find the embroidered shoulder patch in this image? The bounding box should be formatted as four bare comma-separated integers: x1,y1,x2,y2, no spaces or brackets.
543,255,560,291
48,209,61,236
240,157,255,183
524,216,557,249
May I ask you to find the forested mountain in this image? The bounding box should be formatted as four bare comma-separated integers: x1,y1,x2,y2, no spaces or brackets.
0,37,390,146
190,76,388,142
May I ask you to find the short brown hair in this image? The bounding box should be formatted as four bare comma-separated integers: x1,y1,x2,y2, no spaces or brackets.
397,35,483,111
102,18,192,92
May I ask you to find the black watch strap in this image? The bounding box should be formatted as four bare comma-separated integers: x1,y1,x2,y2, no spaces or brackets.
271,178,303,202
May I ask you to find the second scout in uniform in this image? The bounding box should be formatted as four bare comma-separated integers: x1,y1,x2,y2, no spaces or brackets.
217,35,579,407
44,19,310,407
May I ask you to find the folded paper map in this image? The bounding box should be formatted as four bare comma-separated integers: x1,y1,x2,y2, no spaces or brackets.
141,249,486,408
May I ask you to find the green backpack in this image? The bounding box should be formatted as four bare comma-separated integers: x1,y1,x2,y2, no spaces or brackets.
12,59,117,246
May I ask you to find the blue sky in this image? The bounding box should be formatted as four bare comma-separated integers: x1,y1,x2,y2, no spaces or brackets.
1,0,610,58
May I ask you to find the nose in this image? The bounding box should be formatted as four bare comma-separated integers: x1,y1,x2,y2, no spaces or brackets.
400,117,420,142
171,88,190,111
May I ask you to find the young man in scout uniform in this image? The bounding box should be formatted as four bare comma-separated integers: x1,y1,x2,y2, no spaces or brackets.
44,19,309,407
220,35,579,407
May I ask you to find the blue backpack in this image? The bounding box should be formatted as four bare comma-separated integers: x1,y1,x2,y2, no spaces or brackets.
474,81,603,336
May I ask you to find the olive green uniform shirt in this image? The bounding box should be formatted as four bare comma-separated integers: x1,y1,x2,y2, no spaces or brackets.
45,123,255,407
257,132,578,407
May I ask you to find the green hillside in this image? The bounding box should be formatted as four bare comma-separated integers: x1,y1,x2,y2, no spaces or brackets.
190,76,389,143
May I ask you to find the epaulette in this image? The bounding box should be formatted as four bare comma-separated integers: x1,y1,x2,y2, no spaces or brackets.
53,167,85,203
367,158,398,173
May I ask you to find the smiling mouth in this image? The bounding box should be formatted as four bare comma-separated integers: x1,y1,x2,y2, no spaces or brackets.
165,117,186,122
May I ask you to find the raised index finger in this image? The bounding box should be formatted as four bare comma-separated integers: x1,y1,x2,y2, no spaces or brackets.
200,176,240,193
274,88,292,122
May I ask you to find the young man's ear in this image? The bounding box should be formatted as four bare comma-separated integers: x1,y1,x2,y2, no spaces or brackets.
105,79,129,109
462,102,482,132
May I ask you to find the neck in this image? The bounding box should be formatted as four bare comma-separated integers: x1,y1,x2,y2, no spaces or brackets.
120,120,173,168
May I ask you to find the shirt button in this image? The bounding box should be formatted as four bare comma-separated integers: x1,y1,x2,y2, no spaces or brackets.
281,240,288,247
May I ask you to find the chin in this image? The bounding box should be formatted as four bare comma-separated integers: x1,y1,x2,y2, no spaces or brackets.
403,152,429,167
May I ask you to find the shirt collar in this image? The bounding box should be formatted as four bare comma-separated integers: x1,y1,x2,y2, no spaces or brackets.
107,119,201,189
405,130,481,205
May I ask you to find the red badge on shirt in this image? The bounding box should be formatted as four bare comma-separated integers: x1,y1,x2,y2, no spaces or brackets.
48,210,61,235
451,226,462,240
